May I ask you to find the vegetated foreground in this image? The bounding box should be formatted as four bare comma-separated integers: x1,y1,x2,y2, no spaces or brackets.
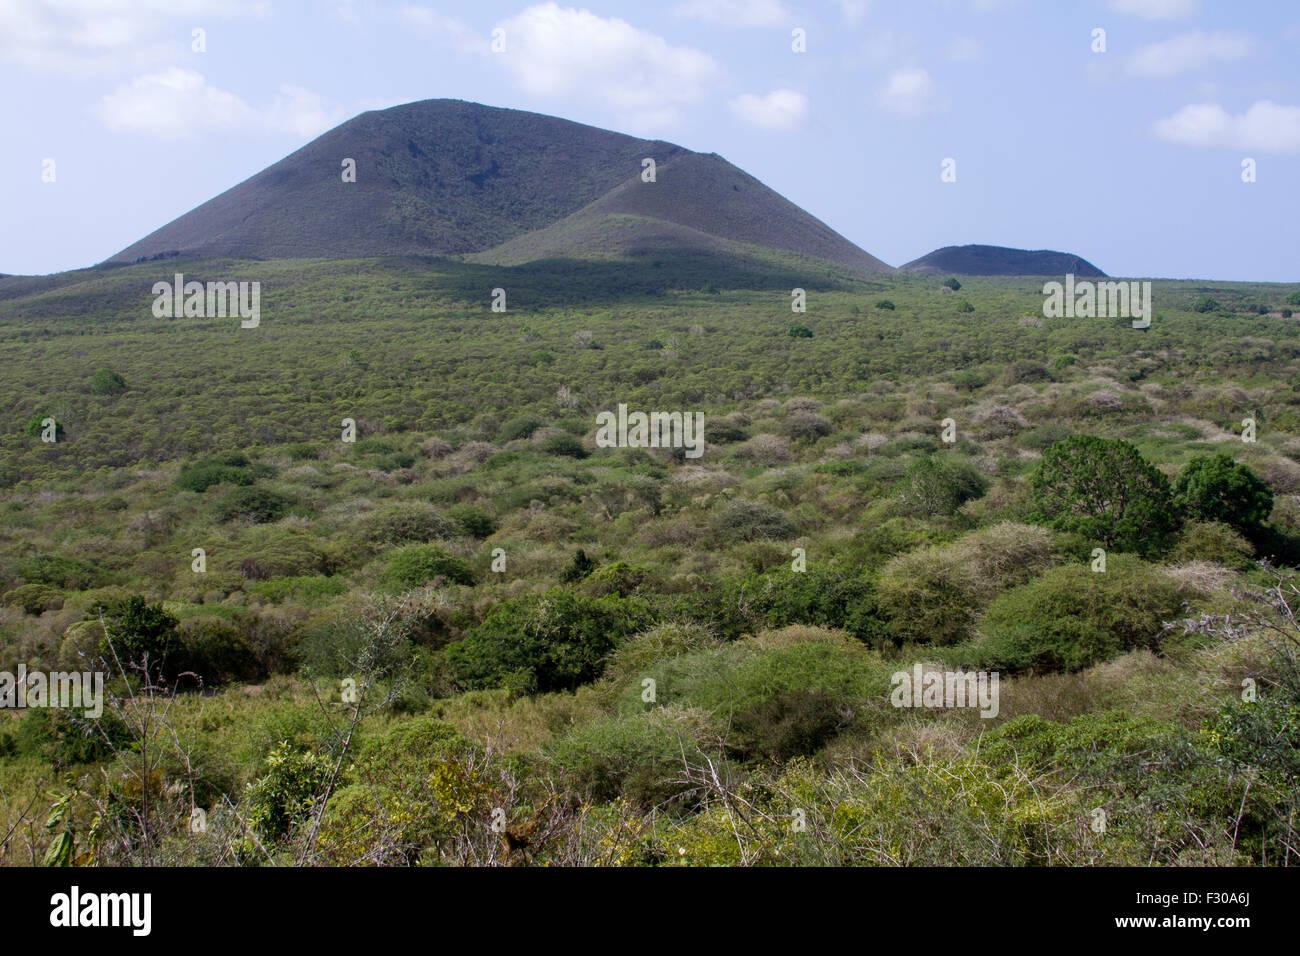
2,256,1299,866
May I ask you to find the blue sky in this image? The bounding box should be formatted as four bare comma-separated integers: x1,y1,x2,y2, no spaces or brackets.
2,0,1297,280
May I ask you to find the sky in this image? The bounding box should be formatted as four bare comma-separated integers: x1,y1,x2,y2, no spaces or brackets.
1,0,1298,281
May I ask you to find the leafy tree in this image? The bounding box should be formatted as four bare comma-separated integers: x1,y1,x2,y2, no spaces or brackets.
445,589,656,693
1286,291,1300,306
539,433,587,458
1028,435,1179,553
942,277,962,291
560,549,597,583
787,325,814,338
90,368,126,395
1191,296,1220,313
1173,454,1273,531
93,595,179,673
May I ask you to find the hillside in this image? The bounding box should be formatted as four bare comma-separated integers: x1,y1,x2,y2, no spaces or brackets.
901,244,1106,277
108,99,890,277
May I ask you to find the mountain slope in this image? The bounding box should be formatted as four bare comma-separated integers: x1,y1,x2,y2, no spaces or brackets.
471,152,891,275
108,99,890,276
901,244,1106,277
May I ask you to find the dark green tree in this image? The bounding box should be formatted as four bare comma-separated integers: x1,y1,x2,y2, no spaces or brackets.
1173,453,1273,530
1028,435,1179,553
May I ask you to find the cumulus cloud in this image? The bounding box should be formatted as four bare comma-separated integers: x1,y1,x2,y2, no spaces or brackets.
1109,0,1198,20
672,0,790,27
493,3,722,130
1128,31,1254,77
876,68,944,116
1153,100,1300,153
730,89,809,130
95,68,343,140
0,0,267,74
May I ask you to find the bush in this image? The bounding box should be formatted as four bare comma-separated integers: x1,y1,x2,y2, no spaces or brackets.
713,500,798,543
1028,435,1178,554
957,301,975,313
1172,521,1256,569
971,557,1186,672
362,503,460,544
875,300,895,310
787,325,814,339
1,583,64,614
446,589,656,693
90,368,126,395
1173,453,1273,530
942,277,962,291
539,433,588,458
17,554,104,590
547,707,715,808
380,544,475,591
92,595,180,671
174,618,261,684
1191,296,1221,313
176,454,273,493
217,486,294,523
244,743,330,843
446,504,496,538
897,455,986,517
730,688,849,762
498,415,543,442
1286,291,1300,307
874,523,1058,647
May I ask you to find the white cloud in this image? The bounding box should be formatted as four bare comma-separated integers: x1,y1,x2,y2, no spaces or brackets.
1109,0,1198,20
399,5,488,54
494,3,722,130
839,1,870,28
1153,100,1300,153
1128,31,1254,77
672,0,789,27
876,68,943,116
0,0,267,74
95,68,343,140
730,89,809,130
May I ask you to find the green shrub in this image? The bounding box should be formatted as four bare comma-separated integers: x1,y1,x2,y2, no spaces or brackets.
92,595,180,671
1191,296,1220,313
1172,521,1256,569
713,500,798,543
942,277,961,291
971,557,1185,672
18,554,104,590
244,743,330,843
498,415,543,442
217,486,294,523
787,325,814,338
1,583,64,614
446,504,496,538
90,368,126,395
539,433,588,458
362,503,460,544
897,455,986,517
875,300,895,310
381,544,475,591
730,688,849,762
1173,453,1273,530
446,589,656,693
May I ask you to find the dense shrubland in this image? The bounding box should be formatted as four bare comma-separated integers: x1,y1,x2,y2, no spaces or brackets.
2,258,1299,865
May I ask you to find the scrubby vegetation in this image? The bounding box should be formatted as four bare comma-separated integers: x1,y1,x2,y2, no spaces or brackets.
2,256,1299,866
